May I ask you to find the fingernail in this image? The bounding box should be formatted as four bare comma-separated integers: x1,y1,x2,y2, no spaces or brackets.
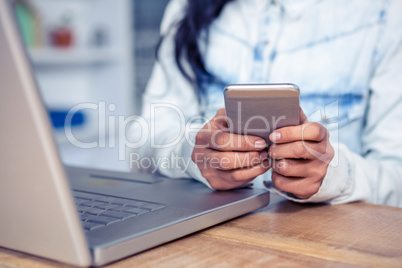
270,131,281,142
254,140,267,149
259,151,268,161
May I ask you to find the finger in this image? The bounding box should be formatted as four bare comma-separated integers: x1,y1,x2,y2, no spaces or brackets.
217,160,270,184
199,168,255,190
269,140,328,160
269,122,327,144
198,149,269,170
200,109,228,130
216,107,226,117
196,128,267,151
211,108,228,128
271,172,321,199
271,158,312,177
206,131,267,151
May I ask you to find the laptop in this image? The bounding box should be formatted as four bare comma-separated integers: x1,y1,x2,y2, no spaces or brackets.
0,1,269,266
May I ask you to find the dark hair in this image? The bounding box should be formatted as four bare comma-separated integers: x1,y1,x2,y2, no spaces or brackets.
158,0,234,99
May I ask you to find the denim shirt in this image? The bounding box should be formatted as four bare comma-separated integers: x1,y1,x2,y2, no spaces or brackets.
137,0,402,207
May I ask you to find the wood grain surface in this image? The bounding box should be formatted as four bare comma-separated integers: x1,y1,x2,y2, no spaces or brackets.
1,194,401,268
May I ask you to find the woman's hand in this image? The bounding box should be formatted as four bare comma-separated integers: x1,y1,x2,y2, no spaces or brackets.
268,108,334,199
191,108,270,190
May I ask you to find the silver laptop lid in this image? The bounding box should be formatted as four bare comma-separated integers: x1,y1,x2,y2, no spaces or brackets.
0,0,91,266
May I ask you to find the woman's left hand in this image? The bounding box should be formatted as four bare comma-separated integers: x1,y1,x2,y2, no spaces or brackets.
268,108,334,199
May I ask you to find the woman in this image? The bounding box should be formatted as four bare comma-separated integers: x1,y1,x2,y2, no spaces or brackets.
136,0,402,206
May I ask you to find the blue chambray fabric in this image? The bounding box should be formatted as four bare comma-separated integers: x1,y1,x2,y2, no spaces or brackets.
201,0,389,155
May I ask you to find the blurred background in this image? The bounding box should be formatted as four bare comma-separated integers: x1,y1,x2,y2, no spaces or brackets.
15,0,170,171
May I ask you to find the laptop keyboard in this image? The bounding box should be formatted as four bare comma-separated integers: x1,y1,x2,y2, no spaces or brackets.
73,191,165,232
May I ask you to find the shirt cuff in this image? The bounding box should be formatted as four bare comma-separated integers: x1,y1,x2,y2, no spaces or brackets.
179,123,213,189
268,143,352,204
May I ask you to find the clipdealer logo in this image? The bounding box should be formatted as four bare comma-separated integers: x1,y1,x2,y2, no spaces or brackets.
64,101,339,168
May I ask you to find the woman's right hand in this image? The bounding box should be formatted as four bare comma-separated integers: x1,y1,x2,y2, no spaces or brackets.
191,108,270,190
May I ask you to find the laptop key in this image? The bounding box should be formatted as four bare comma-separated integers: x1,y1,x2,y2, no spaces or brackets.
72,191,166,230
88,215,121,225
95,203,122,210
83,221,104,231
78,206,93,213
97,196,125,203
74,199,92,205
101,210,136,220
122,207,150,215
124,201,148,207
80,213,98,222
86,208,106,215
140,203,166,211
87,201,108,207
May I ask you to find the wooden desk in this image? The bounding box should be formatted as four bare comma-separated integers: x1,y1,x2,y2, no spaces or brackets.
1,194,402,267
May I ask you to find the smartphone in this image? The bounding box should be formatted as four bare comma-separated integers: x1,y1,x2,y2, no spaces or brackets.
223,83,300,145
